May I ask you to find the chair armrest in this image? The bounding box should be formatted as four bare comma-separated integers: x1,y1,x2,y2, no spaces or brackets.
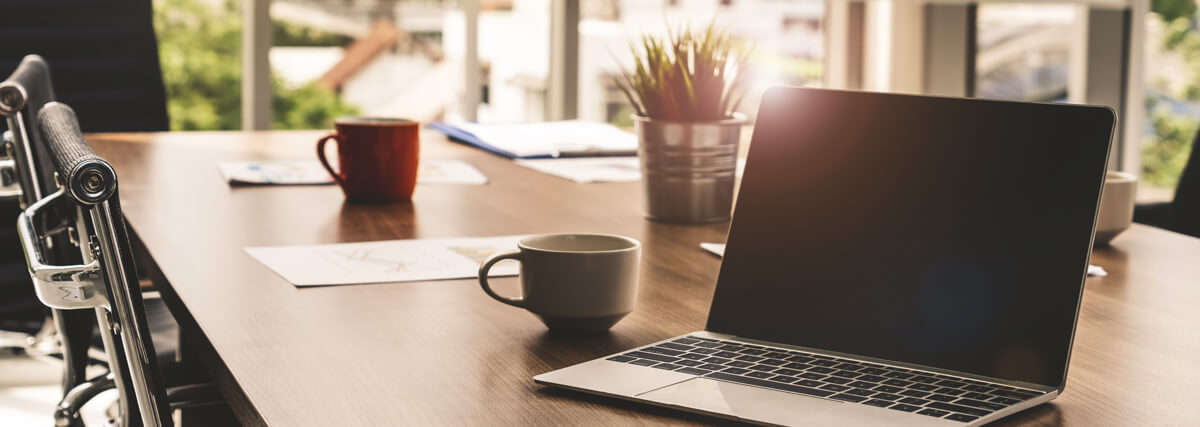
166,382,222,410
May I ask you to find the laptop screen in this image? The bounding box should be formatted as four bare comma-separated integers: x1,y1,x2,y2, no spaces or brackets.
706,88,1114,387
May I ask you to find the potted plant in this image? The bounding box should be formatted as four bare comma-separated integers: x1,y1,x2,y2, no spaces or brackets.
615,23,749,224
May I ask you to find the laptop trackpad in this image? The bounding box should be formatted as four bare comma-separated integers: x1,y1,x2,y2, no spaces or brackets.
637,377,841,425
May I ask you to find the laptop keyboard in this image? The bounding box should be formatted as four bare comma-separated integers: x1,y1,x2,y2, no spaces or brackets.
606,336,1044,423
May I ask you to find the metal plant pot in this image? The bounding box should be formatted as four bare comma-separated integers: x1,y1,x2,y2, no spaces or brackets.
633,114,746,224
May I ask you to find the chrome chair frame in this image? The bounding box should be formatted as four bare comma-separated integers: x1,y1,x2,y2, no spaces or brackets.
19,102,182,427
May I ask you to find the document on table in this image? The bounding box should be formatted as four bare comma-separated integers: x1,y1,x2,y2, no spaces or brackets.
246,235,526,287
218,160,488,185
430,120,638,159
698,243,1109,276
516,157,747,183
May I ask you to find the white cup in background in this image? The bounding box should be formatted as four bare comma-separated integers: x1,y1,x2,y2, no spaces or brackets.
1095,171,1137,245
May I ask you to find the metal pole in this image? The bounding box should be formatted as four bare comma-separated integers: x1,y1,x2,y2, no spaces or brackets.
548,0,579,120
463,0,480,122
242,0,273,130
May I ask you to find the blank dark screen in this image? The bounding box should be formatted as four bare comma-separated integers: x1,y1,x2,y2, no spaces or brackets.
706,88,1114,387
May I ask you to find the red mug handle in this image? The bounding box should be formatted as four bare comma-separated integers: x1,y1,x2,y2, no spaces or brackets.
316,133,347,188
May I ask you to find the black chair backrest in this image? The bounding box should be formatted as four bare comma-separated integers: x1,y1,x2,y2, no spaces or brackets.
0,0,168,132
31,102,171,427
1172,129,1200,237
1,55,101,409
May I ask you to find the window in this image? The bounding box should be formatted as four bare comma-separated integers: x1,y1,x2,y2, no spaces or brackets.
1141,3,1199,201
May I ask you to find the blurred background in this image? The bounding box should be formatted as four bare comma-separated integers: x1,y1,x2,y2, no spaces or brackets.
152,0,1197,201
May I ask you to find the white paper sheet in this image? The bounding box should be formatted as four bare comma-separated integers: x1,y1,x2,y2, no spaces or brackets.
218,160,488,186
246,235,527,287
516,157,747,183
699,242,1109,277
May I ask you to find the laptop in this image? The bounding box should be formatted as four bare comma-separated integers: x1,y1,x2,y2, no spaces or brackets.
534,88,1115,426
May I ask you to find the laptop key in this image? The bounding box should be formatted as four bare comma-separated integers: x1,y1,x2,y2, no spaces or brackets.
900,389,930,398
811,359,838,367
962,392,992,401
909,383,939,391
606,355,636,362
927,394,957,402
872,393,903,401
863,399,893,408
672,338,701,345
991,389,1040,399
860,367,889,375
900,397,929,406
937,388,967,396
726,361,754,368
845,388,875,397
739,349,767,355
946,413,980,422
713,351,741,358
955,398,1006,411
693,341,721,348
857,374,886,383
884,372,913,379
626,351,679,363
795,379,823,387
910,375,938,384
659,342,693,351
916,409,950,418
746,371,775,379
883,379,912,387
834,363,862,371
936,380,967,388
798,372,826,380
785,355,815,363
848,381,876,388
963,384,994,393
678,353,707,360
831,371,860,379
644,347,685,356
769,375,798,383
675,359,704,367
630,359,659,366
926,402,992,417
676,367,712,375
698,363,726,371
873,385,904,393
760,359,786,366
823,377,852,385
888,403,921,412
652,363,684,371
830,393,869,403
764,352,790,359
702,357,733,365
990,396,1022,405
819,384,850,392
736,355,765,362
807,367,836,374
773,368,803,377
706,372,836,398
690,348,718,355
717,345,743,351
722,367,750,375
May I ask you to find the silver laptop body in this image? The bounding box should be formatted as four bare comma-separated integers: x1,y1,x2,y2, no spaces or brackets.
536,88,1115,426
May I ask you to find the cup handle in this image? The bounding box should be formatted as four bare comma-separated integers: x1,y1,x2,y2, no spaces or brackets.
479,250,524,308
316,133,347,188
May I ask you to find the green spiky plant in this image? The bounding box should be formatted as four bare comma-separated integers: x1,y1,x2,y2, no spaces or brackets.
616,22,750,122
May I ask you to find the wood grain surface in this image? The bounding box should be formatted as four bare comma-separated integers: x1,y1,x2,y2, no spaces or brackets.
87,130,1200,426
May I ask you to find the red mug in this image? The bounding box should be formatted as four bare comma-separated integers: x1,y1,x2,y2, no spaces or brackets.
317,117,421,203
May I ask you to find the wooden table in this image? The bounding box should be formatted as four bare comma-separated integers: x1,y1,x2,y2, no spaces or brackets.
88,130,1200,426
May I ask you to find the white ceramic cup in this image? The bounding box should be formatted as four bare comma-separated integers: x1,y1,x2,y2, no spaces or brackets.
478,234,641,334
1095,170,1138,245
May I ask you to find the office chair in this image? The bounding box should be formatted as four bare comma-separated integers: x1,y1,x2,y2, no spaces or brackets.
21,102,222,427
1134,129,1200,238
0,0,169,133
0,55,102,420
